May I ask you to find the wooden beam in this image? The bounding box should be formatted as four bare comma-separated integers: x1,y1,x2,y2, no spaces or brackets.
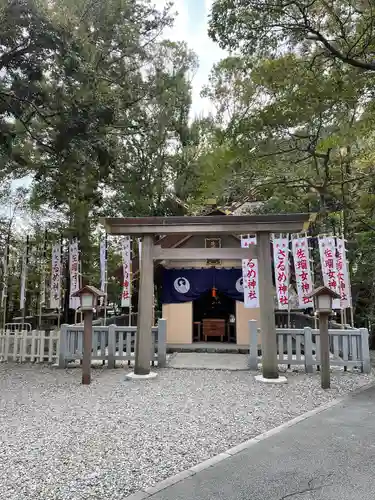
104,222,307,235
153,246,257,260
102,214,312,236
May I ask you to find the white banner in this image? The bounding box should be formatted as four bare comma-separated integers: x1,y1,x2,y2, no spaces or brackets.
40,250,46,306
241,235,259,308
242,259,260,308
40,279,46,305
20,252,27,310
292,237,314,309
121,236,131,307
69,241,80,310
1,245,8,308
272,236,289,310
50,243,61,309
138,238,142,266
241,235,257,247
100,238,106,293
318,236,340,309
336,238,352,309
99,237,107,307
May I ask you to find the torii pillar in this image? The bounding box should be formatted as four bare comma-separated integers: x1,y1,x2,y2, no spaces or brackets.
134,235,154,376
257,231,278,379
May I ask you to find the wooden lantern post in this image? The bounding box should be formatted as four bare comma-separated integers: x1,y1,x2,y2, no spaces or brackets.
307,286,340,389
71,285,105,385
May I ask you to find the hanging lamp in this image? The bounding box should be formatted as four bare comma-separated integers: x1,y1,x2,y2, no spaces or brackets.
211,269,217,298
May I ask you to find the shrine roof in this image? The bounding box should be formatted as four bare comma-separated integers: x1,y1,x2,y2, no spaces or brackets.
103,213,312,236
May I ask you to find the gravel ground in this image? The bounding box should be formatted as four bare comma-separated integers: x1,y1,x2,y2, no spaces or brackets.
0,364,373,500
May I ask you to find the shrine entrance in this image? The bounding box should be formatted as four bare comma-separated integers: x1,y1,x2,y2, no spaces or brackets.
103,213,312,380
193,290,236,343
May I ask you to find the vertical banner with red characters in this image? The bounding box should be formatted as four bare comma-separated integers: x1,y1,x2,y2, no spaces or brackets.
241,235,257,248
121,236,131,308
318,236,340,309
272,235,290,310
292,236,314,309
241,235,259,308
336,238,352,309
20,250,27,311
50,243,61,309
69,241,80,310
99,236,107,307
100,237,106,295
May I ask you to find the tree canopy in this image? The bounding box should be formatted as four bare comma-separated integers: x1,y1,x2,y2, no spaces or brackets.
2,0,375,327
209,0,375,71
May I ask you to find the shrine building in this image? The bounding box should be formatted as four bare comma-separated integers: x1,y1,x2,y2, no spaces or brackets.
105,209,311,377
158,230,259,346
117,204,286,347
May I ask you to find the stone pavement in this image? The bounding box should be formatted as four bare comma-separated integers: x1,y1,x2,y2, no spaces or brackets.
128,384,375,500
167,352,249,370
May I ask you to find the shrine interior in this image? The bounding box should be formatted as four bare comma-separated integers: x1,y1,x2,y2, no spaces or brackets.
192,290,236,343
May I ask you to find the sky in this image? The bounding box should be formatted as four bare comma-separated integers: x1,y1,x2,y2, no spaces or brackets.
154,0,227,117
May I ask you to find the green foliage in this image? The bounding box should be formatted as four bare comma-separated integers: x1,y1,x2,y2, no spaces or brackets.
199,1,375,325
3,0,375,327
209,0,375,71
0,0,197,315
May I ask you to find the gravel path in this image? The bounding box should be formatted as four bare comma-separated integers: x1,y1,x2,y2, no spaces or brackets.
0,364,373,500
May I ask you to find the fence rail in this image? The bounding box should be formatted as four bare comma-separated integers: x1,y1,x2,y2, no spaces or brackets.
248,320,371,373
5,322,32,332
0,320,167,368
0,329,59,363
1,319,369,375
59,321,167,368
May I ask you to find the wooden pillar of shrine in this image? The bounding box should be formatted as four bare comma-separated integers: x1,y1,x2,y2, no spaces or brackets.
258,231,278,378
134,234,154,375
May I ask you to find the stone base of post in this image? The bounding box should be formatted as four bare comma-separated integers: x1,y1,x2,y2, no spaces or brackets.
125,371,158,381
255,375,288,384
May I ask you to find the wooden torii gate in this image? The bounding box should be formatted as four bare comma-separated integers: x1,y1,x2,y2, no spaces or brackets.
103,213,311,380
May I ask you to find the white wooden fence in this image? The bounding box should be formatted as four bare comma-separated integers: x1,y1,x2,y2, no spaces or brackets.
0,329,60,363
0,320,167,368
1,319,369,374
4,322,32,332
58,321,167,368
248,320,371,373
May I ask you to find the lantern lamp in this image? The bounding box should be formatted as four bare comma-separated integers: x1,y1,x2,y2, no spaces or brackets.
307,286,340,314
72,285,105,312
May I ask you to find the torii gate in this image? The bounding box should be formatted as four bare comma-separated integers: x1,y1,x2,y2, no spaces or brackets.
103,213,311,381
